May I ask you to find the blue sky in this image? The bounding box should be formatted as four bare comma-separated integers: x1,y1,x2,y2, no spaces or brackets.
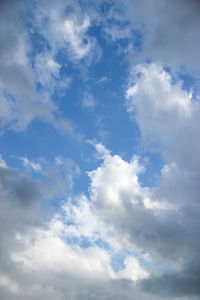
1,0,200,299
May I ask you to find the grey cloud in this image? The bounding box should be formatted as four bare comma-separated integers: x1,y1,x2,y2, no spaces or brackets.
91,0,200,77
117,64,200,297
113,63,200,297
0,167,40,206
141,262,200,298
0,165,43,246
0,159,167,300
0,165,44,298
0,268,169,300
90,155,200,298
115,0,200,76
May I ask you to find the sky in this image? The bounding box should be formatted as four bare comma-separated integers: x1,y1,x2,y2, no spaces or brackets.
0,0,200,299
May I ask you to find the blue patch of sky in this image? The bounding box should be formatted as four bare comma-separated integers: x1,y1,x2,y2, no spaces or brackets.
63,234,112,251
111,253,126,272
65,236,93,248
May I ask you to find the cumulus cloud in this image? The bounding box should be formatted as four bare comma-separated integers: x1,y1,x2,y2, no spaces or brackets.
2,80,200,298
126,63,200,171
123,63,200,297
0,154,150,300
1,143,199,299
80,141,200,298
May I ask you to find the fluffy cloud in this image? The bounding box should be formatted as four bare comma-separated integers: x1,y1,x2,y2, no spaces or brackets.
3,103,199,299
1,113,200,298
89,144,144,212
0,154,149,300
126,63,200,172
124,63,200,297
83,141,200,298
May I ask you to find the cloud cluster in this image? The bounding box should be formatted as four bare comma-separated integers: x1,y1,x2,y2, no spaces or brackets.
124,63,200,297
1,0,200,299
0,0,99,134
0,156,151,299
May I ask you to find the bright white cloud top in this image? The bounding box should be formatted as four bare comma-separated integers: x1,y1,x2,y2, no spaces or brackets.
1,0,200,299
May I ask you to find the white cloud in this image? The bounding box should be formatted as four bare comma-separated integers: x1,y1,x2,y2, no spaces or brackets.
1,1,200,299
47,58,61,75
88,144,144,211
0,151,149,298
126,63,200,172
33,0,100,63
143,197,173,213
1,136,199,299
0,154,7,168
62,17,91,59
12,224,113,280
21,157,42,172
11,198,148,288
82,91,95,108
0,0,79,136
116,256,149,282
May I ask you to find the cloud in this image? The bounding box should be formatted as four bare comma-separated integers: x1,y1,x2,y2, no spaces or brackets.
0,0,56,131
32,0,101,64
0,153,151,299
97,0,200,75
88,144,144,212
141,262,200,298
33,51,70,96
0,0,81,136
123,63,200,297
82,91,95,108
126,63,200,172
20,157,42,172
2,95,200,299
122,0,200,75
1,1,200,299
84,141,200,298
0,162,44,296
